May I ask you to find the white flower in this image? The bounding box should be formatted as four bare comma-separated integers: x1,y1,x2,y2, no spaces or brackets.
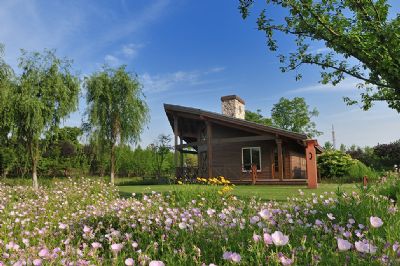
327,213,335,220
178,222,187,229
369,216,383,228
355,240,377,254
337,238,352,251
271,231,289,246
149,261,165,266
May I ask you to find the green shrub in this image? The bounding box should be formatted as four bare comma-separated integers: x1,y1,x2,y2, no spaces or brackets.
318,150,378,182
318,150,354,178
346,159,378,181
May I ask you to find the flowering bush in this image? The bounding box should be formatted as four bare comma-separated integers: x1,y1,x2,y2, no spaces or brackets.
0,178,399,265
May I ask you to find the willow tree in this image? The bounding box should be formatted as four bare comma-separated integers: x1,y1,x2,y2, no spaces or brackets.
12,50,80,189
239,0,400,111
0,44,14,141
84,66,149,185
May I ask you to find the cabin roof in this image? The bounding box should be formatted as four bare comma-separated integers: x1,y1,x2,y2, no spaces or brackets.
164,103,310,139
164,104,323,153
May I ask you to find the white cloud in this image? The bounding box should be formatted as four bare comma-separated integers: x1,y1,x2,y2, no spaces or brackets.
104,54,120,66
140,67,225,93
0,0,170,70
286,79,360,94
121,43,144,58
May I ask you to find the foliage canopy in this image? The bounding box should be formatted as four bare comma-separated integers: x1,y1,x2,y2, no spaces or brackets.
239,0,400,112
84,66,149,184
12,49,80,188
271,97,321,137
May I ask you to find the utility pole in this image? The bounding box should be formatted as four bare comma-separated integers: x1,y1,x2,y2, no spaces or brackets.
332,124,336,150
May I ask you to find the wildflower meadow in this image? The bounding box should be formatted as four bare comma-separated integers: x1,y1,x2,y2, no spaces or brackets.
0,177,399,265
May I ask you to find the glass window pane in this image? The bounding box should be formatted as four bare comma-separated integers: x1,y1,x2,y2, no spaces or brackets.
242,148,251,170
252,148,261,170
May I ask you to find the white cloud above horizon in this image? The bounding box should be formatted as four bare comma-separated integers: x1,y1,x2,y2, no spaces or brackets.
286,78,360,94
140,67,226,94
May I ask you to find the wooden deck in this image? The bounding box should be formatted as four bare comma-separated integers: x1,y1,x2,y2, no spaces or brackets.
231,179,307,185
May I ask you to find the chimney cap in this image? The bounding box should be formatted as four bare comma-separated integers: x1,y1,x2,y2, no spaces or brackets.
220,95,245,105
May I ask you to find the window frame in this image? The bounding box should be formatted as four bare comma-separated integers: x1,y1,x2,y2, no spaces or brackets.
241,147,262,172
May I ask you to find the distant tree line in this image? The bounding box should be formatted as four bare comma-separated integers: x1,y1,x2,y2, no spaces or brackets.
323,140,400,172
245,97,321,138
0,127,181,180
0,45,153,187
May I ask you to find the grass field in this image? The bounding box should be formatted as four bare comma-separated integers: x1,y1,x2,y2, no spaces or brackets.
118,183,359,201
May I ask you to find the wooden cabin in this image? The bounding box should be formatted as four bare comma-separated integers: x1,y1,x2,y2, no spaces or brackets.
164,95,322,188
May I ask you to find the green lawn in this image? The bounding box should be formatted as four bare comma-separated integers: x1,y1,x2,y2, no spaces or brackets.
118,183,360,201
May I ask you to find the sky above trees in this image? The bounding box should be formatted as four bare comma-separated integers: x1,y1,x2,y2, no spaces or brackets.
1,0,400,147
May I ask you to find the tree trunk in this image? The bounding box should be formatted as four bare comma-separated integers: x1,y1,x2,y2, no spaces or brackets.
29,141,39,190
32,160,38,190
110,142,116,185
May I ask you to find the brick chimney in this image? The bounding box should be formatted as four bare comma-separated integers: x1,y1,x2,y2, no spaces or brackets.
221,95,245,119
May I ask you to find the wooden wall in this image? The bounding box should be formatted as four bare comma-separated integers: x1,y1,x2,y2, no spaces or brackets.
211,140,275,180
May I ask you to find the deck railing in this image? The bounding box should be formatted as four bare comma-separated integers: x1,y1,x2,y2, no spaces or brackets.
176,167,199,182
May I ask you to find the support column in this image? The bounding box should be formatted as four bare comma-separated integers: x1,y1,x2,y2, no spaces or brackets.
179,133,184,168
276,139,284,181
206,121,213,178
173,116,179,177
306,139,318,189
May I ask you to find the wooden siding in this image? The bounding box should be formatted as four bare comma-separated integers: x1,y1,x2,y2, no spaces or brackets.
211,140,275,180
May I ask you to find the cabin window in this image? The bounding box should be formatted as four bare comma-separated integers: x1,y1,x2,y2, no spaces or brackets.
242,147,261,172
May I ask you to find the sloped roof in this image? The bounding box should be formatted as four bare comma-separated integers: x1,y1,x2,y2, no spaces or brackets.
164,103,309,140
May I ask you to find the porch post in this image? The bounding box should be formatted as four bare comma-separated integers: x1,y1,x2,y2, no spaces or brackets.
179,133,184,167
173,115,179,177
276,139,284,181
305,139,318,189
206,121,213,178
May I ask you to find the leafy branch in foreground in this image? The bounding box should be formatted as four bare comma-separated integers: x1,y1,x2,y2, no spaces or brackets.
239,0,400,111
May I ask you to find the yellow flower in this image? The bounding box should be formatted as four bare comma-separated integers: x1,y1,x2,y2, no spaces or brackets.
177,181,183,185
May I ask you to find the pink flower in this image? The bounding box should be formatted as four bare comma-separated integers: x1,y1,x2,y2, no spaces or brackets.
83,225,92,234
370,216,383,228
337,238,352,251
33,259,42,266
355,240,377,254
111,243,123,253
263,233,273,245
271,231,289,246
231,253,241,263
250,216,260,224
149,261,165,266
58,223,67,230
259,209,271,219
223,252,233,260
279,255,293,265
253,234,261,242
125,258,134,266
91,242,102,249
223,252,241,263
38,248,50,258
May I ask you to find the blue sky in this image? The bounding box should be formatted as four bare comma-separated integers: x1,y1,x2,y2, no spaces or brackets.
1,0,400,148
